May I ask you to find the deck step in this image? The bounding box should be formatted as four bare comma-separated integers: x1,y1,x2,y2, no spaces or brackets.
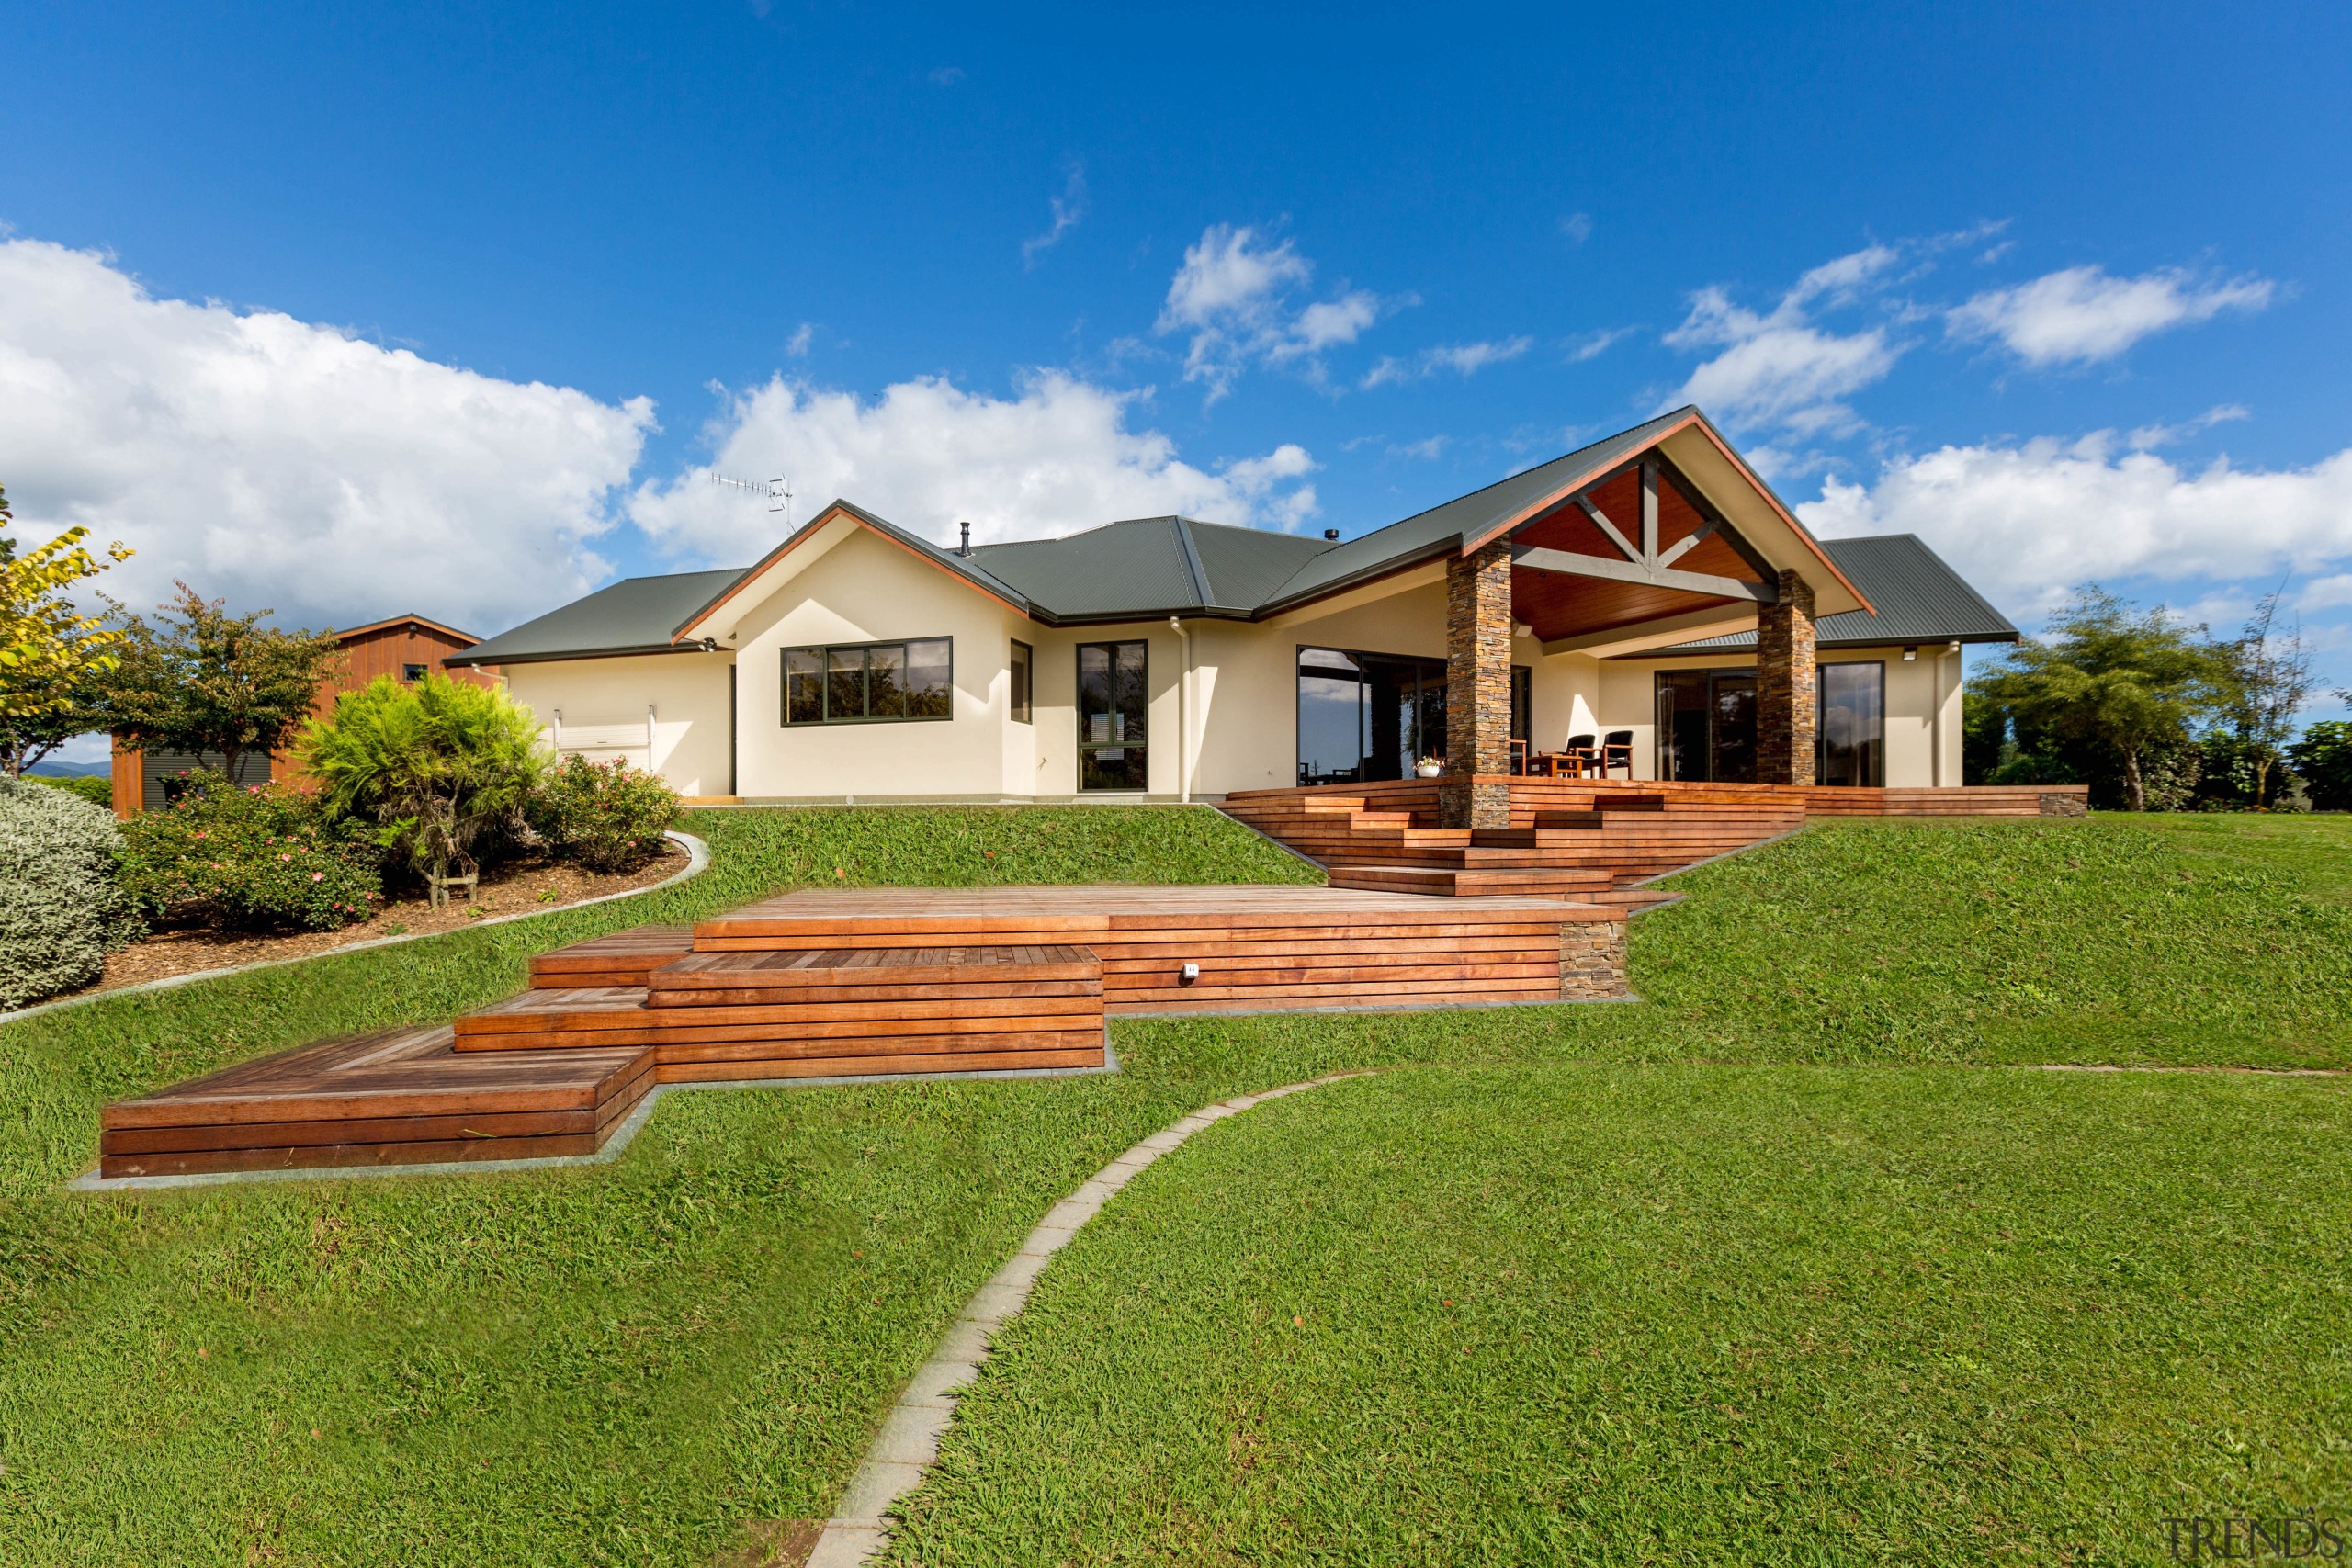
97,1025,655,1179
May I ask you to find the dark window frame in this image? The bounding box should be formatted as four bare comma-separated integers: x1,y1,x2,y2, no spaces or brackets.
1294,644,1529,785
401,662,429,682
780,637,955,725
1009,639,1034,725
1077,638,1149,792
1815,659,1886,788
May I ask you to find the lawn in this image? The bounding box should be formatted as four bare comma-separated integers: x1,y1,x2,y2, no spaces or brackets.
892,1064,2352,1566
0,807,2345,1565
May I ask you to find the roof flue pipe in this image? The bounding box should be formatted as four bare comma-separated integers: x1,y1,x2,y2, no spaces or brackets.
958,521,971,557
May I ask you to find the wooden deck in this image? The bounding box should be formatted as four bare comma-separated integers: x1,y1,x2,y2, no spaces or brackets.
96,1025,655,1179
96,886,1623,1180
1220,778,2091,904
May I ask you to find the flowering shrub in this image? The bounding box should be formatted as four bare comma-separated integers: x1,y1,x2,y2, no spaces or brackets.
529,755,681,873
0,774,139,1010
116,769,383,931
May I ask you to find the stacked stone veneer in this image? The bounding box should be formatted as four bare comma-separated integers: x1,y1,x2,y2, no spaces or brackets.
1756,568,1817,787
1441,540,1515,830
1560,919,1631,1000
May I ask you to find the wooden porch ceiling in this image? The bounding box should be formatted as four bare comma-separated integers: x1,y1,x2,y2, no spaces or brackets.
1504,457,1775,646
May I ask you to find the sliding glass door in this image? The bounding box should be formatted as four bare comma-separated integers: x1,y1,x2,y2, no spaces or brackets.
1296,647,1452,784
1657,662,1885,784
1654,669,1758,783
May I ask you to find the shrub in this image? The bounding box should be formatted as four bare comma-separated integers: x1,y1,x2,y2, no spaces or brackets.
116,770,383,931
0,774,137,1010
299,674,546,897
2292,721,2352,812
531,754,682,873
28,773,113,808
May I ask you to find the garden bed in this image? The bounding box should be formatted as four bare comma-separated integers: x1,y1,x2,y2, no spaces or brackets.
71,840,691,998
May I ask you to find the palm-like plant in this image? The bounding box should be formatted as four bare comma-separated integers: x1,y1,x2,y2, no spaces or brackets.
300,674,547,905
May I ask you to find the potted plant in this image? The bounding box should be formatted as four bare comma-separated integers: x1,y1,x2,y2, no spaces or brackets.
1414,754,1444,778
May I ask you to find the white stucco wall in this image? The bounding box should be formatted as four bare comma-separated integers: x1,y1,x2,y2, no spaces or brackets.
716,523,1035,798
500,651,735,797
491,526,1974,800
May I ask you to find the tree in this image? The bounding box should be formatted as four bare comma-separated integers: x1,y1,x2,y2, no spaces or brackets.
0,484,134,776
2292,697,2352,812
2216,589,2315,808
102,585,345,784
1975,588,2227,811
299,673,547,903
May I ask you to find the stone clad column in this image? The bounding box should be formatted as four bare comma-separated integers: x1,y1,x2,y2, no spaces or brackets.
1440,540,1514,829
1756,568,1817,786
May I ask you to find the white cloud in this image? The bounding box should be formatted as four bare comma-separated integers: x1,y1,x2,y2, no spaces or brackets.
927,65,965,85
1948,265,2274,367
2126,402,2248,450
1799,431,2352,614
1022,164,1087,267
1362,336,1532,389
784,321,813,357
2297,573,2352,613
1662,245,1907,434
0,238,650,635
1566,327,1634,362
1388,435,1450,461
1558,212,1593,246
1154,224,1403,398
628,369,1322,558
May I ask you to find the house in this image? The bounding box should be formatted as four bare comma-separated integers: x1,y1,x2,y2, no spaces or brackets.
449,407,2018,810
110,614,498,815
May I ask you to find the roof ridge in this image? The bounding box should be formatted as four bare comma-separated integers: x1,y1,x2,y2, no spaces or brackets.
1170,518,1214,606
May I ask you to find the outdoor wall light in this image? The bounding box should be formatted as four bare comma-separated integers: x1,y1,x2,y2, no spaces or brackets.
1180,963,1201,985
1903,647,1918,660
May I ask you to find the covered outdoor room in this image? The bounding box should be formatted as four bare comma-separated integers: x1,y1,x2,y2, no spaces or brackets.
1289,413,1872,829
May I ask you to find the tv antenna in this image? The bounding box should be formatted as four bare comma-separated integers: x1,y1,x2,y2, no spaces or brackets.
712,472,793,528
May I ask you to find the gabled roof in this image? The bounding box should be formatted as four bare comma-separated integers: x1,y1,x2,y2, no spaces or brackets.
1256,409,1695,613
1658,536,2018,653
334,613,481,646
447,409,1936,666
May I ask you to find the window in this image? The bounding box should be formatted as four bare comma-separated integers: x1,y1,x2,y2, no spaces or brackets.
780,637,953,723
1295,647,1525,784
1009,639,1033,725
1078,640,1148,790
1816,661,1884,786
401,662,429,682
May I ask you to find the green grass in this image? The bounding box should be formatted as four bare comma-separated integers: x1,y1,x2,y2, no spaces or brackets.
891,1064,2352,1566
0,807,2345,1564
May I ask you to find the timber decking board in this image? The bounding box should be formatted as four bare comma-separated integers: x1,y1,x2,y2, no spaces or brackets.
529,924,695,987
96,1025,660,1178
100,1027,653,1129
649,945,1101,997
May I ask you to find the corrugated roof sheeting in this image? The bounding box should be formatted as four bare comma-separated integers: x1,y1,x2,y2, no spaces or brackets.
1259,408,1695,609
1663,535,2018,651
450,568,749,665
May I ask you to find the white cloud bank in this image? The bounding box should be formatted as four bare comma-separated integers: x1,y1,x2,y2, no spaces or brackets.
1801,431,2352,612
1948,265,2274,367
0,239,650,633
628,370,1320,561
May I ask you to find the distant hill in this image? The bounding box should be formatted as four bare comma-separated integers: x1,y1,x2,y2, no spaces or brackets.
24,759,111,779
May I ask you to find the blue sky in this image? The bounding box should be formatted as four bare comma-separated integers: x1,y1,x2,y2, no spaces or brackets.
4,0,2349,731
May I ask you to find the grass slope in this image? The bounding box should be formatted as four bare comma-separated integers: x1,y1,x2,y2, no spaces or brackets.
0,809,2344,1565
893,1064,2352,1566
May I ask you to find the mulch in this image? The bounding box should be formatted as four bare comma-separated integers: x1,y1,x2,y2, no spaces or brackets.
73,843,691,998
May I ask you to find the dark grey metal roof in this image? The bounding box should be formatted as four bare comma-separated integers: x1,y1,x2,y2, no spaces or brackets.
1659,535,2018,653
1256,407,1700,613
446,412,2004,662
967,516,1335,621
448,568,749,666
